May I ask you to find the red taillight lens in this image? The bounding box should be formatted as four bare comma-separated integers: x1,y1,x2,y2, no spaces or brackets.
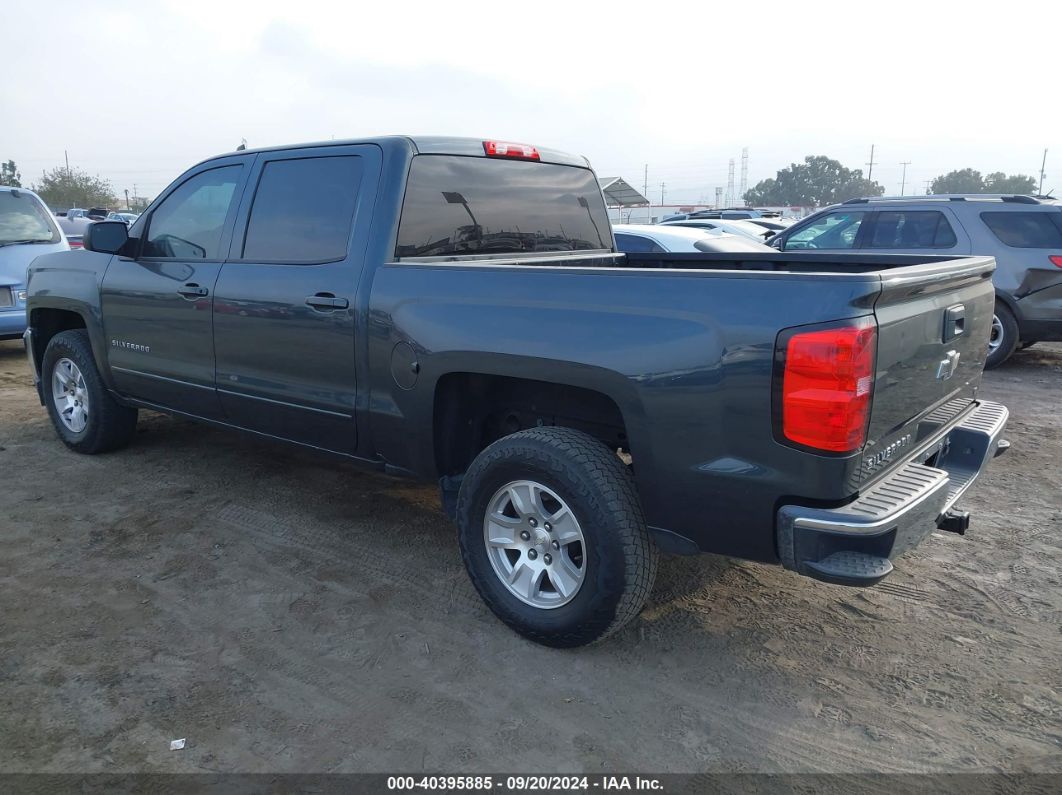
782,324,876,453
483,140,540,160
1049,255,1062,268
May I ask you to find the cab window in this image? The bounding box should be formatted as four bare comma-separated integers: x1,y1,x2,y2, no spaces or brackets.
142,165,242,259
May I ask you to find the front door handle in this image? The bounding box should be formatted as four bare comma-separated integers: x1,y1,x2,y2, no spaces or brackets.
305,293,349,310
178,283,208,298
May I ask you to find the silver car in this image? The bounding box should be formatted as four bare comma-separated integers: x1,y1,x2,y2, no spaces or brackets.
0,187,70,339
612,223,776,254
770,195,1062,367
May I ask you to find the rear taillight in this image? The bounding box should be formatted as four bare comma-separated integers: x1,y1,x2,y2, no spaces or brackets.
1049,255,1062,268
782,323,876,453
483,140,540,161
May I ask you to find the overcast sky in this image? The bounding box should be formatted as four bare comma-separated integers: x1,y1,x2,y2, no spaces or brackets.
4,0,1059,205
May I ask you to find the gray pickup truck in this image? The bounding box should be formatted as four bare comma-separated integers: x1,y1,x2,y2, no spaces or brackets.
23,136,1009,646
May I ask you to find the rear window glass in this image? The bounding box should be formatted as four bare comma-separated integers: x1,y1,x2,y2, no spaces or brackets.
243,156,363,262
396,156,610,258
980,211,1062,248
614,233,665,253
0,191,59,245
867,211,957,248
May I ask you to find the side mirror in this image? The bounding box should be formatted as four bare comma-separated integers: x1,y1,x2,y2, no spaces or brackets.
83,221,129,254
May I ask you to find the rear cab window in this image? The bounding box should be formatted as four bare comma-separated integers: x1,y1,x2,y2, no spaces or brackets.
395,156,611,258
981,211,1062,248
0,191,60,246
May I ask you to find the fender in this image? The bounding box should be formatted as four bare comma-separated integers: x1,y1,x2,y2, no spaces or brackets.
26,249,118,392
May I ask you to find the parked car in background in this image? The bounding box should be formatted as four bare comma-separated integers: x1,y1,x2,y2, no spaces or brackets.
659,217,775,242
56,215,92,249
769,195,1062,368
0,187,69,339
613,223,775,253
64,208,89,221
106,212,140,225
746,218,795,233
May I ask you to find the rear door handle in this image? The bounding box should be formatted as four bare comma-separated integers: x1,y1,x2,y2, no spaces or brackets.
178,283,208,298
305,293,349,310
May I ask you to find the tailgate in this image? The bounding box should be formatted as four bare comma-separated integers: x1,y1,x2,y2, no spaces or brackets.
861,256,996,483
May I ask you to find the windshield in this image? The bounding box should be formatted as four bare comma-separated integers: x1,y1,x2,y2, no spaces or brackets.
0,191,60,245
396,155,611,258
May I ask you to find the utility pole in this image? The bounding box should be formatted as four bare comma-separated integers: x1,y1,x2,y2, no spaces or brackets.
660,182,666,207
715,187,723,209
866,144,877,181
124,189,130,210
739,147,749,206
923,179,932,196
644,164,649,223
899,161,911,196
64,150,70,173
1039,149,1048,195
725,159,735,207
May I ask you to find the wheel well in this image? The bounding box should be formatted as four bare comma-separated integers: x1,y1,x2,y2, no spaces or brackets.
433,373,629,477
30,308,87,365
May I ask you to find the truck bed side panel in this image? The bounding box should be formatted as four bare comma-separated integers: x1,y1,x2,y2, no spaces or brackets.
368,263,882,563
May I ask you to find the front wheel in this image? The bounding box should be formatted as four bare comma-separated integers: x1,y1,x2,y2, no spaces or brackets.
456,427,657,647
42,329,138,453
985,303,1019,370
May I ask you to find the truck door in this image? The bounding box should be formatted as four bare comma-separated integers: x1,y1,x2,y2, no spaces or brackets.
101,159,248,418
211,145,379,453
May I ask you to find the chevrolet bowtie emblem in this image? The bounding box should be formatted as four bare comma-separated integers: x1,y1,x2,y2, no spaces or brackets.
936,350,960,380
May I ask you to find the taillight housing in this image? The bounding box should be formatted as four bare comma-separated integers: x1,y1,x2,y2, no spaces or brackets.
483,140,540,161
780,322,876,453
1049,255,1062,269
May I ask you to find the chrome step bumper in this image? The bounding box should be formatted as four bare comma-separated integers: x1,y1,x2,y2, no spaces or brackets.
776,400,1009,587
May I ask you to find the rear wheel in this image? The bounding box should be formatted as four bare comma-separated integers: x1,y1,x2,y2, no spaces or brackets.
456,427,657,647
42,330,138,453
985,303,1018,369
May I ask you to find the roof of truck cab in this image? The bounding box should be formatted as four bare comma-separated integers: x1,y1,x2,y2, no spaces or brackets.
197,136,591,169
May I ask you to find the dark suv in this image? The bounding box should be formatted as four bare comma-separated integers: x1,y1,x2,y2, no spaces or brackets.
770,195,1062,367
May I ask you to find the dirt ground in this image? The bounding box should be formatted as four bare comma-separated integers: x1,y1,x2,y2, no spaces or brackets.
1,339,1060,775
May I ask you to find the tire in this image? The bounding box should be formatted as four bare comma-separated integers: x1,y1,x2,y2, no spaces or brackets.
456,427,657,648
42,329,138,454
985,302,1019,370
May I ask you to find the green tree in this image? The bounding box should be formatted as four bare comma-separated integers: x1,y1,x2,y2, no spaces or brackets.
929,169,1036,195
983,172,1037,194
743,156,884,206
1,159,21,187
930,169,984,194
32,167,117,210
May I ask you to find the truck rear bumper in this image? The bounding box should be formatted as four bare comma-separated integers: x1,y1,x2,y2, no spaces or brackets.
776,400,1009,587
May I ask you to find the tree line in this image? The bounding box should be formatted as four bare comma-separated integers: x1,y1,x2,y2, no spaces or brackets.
0,159,140,211
743,156,1039,207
